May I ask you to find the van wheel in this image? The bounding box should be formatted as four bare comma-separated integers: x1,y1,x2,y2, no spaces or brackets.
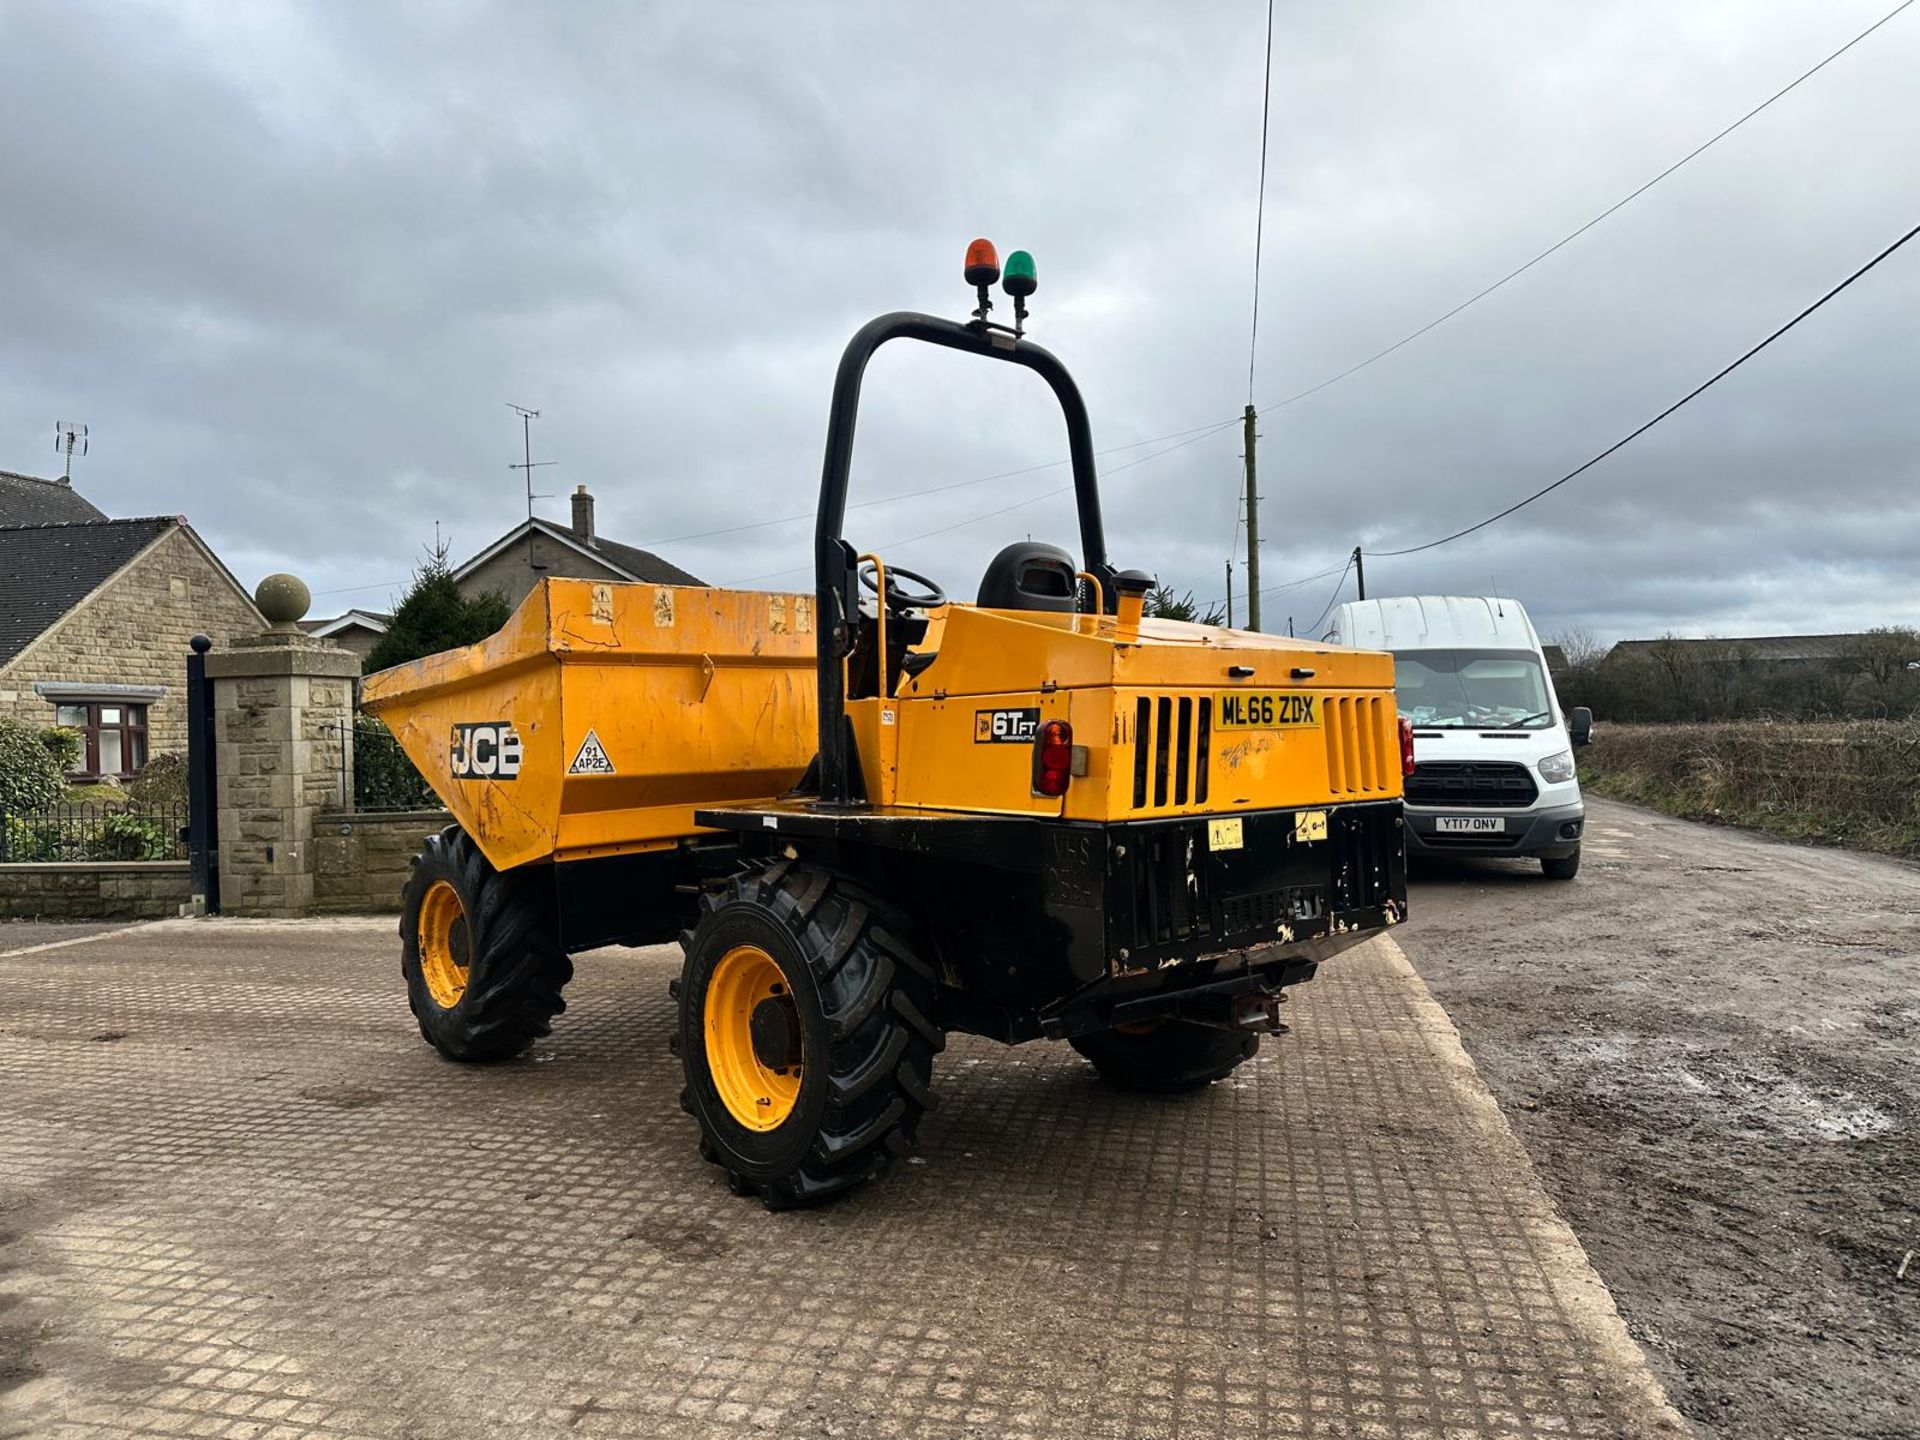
1071,1022,1257,1093
400,826,571,1061
1542,847,1581,880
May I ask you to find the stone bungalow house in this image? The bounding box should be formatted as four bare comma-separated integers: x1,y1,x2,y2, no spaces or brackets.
453,483,702,607
299,608,390,665
0,470,262,779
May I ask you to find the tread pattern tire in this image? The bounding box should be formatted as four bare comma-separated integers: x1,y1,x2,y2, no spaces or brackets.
1070,1022,1257,1093
400,825,571,1062
676,860,941,1210
1541,846,1581,880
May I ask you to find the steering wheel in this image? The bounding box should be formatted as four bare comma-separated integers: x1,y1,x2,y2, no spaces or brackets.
858,560,947,610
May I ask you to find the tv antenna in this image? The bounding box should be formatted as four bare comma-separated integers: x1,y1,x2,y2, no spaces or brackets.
506,403,556,569
55,421,88,482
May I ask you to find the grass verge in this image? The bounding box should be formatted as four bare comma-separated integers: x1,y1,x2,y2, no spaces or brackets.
1581,720,1920,861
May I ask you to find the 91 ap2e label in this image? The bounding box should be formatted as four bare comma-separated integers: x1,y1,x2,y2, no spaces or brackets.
449,722,522,779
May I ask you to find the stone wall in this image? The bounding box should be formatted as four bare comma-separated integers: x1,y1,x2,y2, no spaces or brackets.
0,524,264,756
0,862,190,920
312,809,449,913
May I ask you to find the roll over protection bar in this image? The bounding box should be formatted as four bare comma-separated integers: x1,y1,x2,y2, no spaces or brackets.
812,312,1114,809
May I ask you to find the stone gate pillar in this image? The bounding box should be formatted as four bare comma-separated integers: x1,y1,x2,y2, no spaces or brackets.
205,574,359,918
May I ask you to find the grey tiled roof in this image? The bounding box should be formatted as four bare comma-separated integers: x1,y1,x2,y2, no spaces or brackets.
0,517,178,666
0,470,108,526
521,518,705,587
557,528,705,587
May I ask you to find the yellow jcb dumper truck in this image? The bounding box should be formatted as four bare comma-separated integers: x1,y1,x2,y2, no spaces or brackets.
361,241,1410,1209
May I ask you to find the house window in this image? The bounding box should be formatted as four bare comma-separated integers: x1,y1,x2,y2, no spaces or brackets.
54,702,149,779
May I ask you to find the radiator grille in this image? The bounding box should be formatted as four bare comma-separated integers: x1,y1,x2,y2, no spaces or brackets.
1405,761,1538,808
1323,694,1394,797
1131,695,1213,811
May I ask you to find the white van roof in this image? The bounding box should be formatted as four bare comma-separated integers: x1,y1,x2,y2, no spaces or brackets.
1327,596,1542,652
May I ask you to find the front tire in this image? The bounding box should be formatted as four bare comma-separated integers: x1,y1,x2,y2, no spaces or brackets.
675,861,941,1209
1541,846,1581,880
1071,1022,1257,1093
400,826,571,1061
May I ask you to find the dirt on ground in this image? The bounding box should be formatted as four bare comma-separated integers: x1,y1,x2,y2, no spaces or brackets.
1396,796,1920,1440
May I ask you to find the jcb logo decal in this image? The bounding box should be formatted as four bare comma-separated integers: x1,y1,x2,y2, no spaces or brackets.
1215,692,1319,729
975,707,1040,744
449,722,523,779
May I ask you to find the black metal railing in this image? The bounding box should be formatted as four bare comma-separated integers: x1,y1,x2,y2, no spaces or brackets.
0,801,189,863
320,717,439,813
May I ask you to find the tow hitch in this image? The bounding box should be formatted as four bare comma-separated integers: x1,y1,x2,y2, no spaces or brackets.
1231,990,1291,1034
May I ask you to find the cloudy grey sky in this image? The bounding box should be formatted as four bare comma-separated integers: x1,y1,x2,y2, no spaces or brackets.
2,0,1914,644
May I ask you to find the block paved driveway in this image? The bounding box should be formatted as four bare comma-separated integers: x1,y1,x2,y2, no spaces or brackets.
1,919,1683,1439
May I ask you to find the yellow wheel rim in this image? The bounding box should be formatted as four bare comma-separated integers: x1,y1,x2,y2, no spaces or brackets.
417,879,470,1010
704,944,803,1131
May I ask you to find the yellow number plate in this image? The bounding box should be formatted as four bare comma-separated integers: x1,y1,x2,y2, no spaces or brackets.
1293,810,1328,842
1215,691,1321,729
1207,817,1244,852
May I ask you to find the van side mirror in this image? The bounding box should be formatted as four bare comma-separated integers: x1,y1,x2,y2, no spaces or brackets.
1568,706,1593,747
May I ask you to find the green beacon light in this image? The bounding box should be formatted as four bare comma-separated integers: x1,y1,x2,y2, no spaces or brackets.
1002,250,1037,298
1002,249,1036,336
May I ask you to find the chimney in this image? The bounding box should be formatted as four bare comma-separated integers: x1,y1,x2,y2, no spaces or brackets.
570,484,595,543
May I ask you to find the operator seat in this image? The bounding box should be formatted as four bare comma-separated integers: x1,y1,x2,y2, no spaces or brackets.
898,542,1082,685
977,542,1078,613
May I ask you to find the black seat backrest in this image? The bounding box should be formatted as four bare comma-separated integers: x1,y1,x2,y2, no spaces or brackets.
977,542,1078,613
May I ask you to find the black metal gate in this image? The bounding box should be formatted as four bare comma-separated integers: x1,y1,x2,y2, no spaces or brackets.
185,633,220,913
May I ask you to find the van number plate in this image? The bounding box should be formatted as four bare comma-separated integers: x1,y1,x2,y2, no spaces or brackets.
1436,816,1506,833
1214,692,1320,729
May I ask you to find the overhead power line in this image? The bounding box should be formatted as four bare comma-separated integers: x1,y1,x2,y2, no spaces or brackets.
313,415,1241,599
724,418,1244,587
1370,220,1920,558
1176,555,1353,617
324,3,1914,607
1305,553,1356,635
1255,0,1915,418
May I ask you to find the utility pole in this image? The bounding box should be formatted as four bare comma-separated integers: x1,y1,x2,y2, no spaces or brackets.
1242,405,1261,631
1225,560,1235,628
1353,545,1366,601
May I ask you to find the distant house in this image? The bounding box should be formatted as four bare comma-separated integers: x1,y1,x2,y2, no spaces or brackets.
453,484,703,609
0,471,262,780
300,608,390,666
1604,634,1899,672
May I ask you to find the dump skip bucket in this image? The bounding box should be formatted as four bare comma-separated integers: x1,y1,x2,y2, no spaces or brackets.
359,579,819,870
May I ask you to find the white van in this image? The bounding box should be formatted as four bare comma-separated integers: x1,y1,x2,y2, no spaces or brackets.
1325,596,1590,878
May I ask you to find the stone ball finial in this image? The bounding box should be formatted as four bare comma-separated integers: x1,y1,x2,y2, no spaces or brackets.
255,573,312,630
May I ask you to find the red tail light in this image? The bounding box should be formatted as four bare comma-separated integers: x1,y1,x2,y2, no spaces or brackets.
1398,716,1416,777
1033,719,1073,797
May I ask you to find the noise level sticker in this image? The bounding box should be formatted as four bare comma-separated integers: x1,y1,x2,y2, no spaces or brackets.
568,729,616,776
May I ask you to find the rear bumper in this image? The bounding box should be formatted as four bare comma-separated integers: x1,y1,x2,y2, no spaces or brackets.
1034,800,1407,1036
1405,800,1584,859
693,795,1408,1040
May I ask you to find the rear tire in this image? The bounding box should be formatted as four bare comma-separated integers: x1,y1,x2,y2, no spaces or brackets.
1541,846,1581,880
400,826,571,1061
675,861,941,1209
1071,1022,1257,1093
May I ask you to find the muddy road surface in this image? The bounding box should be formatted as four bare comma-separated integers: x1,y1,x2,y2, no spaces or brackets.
1397,797,1919,1440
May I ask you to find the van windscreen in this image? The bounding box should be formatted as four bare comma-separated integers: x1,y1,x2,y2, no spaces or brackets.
1392,649,1552,729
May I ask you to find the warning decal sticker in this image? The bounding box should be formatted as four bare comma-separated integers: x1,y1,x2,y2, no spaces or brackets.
568,729,616,776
